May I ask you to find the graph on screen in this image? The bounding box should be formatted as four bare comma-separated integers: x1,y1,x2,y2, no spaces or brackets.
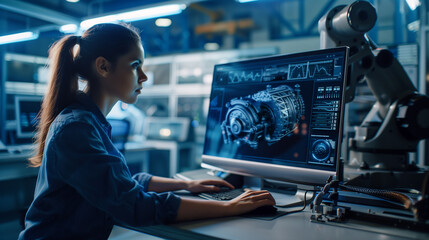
288,60,334,80
222,70,262,84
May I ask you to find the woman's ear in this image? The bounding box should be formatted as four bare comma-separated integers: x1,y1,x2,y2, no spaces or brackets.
95,56,111,77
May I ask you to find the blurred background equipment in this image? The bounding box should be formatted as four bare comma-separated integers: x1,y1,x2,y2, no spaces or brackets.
142,117,195,177
14,95,42,141
319,1,429,187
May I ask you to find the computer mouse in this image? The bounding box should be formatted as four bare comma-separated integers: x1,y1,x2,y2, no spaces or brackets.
249,205,278,215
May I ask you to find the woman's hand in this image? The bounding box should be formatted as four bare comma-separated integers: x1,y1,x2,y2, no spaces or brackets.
185,179,235,193
176,189,276,221
227,189,276,215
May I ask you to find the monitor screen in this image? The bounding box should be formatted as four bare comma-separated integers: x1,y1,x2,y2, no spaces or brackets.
15,95,43,139
144,117,191,142
202,47,348,186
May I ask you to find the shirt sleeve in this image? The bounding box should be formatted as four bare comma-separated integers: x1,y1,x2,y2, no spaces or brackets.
132,173,153,192
51,121,181,226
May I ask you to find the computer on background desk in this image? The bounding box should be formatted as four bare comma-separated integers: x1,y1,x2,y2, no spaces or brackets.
194,47,349,207
7,95,43,153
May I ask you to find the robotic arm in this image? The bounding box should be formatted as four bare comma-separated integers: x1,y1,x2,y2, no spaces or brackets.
319,1,429,170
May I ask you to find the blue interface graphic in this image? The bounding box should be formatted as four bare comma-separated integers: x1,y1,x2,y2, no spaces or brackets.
204,48,348,171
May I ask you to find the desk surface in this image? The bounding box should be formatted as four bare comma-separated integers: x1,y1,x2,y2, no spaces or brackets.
0,150,37,181
123,194,429,240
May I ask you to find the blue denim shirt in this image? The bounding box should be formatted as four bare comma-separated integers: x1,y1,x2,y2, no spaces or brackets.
19,92,181,239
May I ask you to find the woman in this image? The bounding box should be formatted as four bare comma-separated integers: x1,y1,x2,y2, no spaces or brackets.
19,23,275,239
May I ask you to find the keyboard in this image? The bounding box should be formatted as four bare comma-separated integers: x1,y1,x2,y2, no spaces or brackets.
198,188,245,201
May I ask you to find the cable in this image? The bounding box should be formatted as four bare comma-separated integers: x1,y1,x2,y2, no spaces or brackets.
275,190,311,216
339,184,415,210
310,177,349,222
310,175,429,222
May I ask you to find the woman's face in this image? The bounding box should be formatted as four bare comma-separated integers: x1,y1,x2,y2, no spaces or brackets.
103,42,147,104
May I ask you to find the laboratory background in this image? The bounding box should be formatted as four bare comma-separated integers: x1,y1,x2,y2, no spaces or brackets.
0,0,428,239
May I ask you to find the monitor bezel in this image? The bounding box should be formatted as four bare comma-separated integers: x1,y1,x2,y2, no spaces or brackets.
201,46,349,186
14,95,43,139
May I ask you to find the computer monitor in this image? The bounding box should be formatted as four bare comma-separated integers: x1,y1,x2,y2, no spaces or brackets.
15,95,43,139
144,117,192,142
202,47,348,187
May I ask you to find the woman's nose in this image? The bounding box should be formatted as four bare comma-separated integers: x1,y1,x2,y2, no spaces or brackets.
138,68,148,83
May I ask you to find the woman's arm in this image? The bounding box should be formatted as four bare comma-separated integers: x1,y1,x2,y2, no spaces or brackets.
147,176,234,193
149,177,277,221
176,190,276,221
54,122,181,226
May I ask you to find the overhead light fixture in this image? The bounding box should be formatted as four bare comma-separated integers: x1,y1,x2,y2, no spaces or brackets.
60,24,78,34
237,0,258,3
406,0,420,10
155,18,172,27
66,0,80,3
0,31,39,45
80,4,186,30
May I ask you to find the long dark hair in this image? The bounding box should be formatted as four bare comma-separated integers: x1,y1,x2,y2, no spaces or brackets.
29,23,141,167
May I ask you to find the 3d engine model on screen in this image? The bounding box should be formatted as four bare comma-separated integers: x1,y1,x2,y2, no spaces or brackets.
221,84,305,149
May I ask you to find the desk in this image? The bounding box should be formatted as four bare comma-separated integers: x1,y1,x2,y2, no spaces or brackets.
0,150,37,181
119,193,429,240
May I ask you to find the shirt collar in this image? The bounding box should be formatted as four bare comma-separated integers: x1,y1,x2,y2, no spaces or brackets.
75,91,111,131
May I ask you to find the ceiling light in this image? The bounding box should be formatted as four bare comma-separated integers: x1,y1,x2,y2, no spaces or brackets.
66,0,80,3
0,31,39,45
237,0,258,3
81,4,186,30
406,0,420,10
60,24,78,33
155,18,172,27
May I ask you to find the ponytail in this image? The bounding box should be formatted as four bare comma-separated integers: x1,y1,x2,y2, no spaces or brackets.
29,35,79,167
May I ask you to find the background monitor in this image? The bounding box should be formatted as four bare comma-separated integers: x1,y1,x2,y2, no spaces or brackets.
144,117,192,142
202,47,348,187
14,95,42,139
